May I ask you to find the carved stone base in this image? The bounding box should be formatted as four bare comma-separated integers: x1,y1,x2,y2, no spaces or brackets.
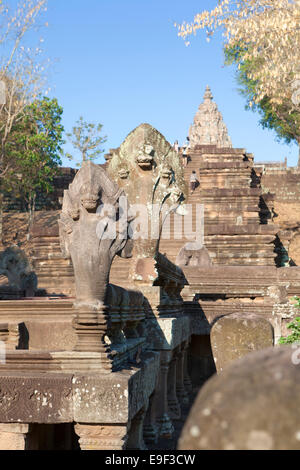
127,408,147,450
0,424,32,450
73,306,113,371
176,348,189,406
75,424,128,450
183,341,193,393
156,414,174,439
0,350,114,373
143,423,158,445
168,398,181,420
167,353,181,420
143,393,158,445
184,376,193,394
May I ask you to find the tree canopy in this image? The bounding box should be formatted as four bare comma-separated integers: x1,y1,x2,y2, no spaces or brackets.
4,96,64,227
0,0,49,178
177,1,300,112
225,43,300,151
66,116,107,167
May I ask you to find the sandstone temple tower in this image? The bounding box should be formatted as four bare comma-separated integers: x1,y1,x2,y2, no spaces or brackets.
189,85,232,148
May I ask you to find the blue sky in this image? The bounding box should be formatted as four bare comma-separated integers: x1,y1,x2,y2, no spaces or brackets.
40,0,299,167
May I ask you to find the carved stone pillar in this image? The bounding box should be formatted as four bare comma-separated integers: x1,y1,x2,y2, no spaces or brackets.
143,393,158,445
127,407,147,450
72,305,113,371
74,424,128,450
176,344,189,406
106,285,123,346
183,340,193,394
59,161,133,369
153,351,174,438
124,292,143,339
0,424,33,450
167,349,181,420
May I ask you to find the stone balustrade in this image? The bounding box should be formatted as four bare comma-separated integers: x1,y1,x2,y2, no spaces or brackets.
0,159,195,450
1,122,299,450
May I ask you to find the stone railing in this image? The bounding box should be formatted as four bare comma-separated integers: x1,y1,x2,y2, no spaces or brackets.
72,283,146,371
0,162,195,450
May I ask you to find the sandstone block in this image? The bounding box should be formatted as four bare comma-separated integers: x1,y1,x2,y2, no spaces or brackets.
211,313,274,372
178,346,300,450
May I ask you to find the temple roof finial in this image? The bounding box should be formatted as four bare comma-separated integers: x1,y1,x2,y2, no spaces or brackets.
204,85,213,101
188,86,232,148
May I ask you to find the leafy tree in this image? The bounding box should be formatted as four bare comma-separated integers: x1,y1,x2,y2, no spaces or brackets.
279,297,300,344
66,116,107,167
177,1,300,113
0,0,49,178
279,317,300,344
225,43,300,162
4,96,64,230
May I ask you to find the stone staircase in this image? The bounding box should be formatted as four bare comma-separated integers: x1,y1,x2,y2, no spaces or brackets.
29,145,279,295
159,145,278,265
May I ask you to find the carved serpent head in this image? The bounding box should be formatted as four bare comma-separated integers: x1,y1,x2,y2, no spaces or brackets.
135,144,154,170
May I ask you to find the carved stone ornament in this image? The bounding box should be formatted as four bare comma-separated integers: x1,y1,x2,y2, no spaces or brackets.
189,86,232,148
107,123,187,257
59,161,132,307
59,162,133,366
0,246,37,297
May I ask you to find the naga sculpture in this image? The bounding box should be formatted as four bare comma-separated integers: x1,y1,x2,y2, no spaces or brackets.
59,162,134,365
107,123,187,257
0,246,37,297
59,161,132,307
176,242,212,267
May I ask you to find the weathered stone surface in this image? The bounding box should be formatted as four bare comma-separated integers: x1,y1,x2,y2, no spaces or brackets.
189,86,232,148
146,317,190,351
210,313,274,372
178,346,300,450
0,353,160,426
2,107,300,452
0,423,31,451
59,161,136,367
0,299,76,350
0,322,20,349
0,350,130,373
107,123,186,259
176,243,212,267
75,423,128,450
15,117,281,296
0,373,73,423
0,246,37,297
188,335,216,387
59,161,131,307
0,144,193,451
181,265,299,343
73,373,131,424
256,164,300,266
24,321,76,351
152,350,174,439
73,352,160,423
160,144,278,266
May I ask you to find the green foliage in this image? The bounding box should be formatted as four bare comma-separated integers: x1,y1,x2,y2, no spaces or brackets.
225,43,300,149
279,297,300,345
66,116,107,167
3,96,64,223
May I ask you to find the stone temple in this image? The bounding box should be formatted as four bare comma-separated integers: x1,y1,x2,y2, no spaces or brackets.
189,86,232,148
0,88,299,450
